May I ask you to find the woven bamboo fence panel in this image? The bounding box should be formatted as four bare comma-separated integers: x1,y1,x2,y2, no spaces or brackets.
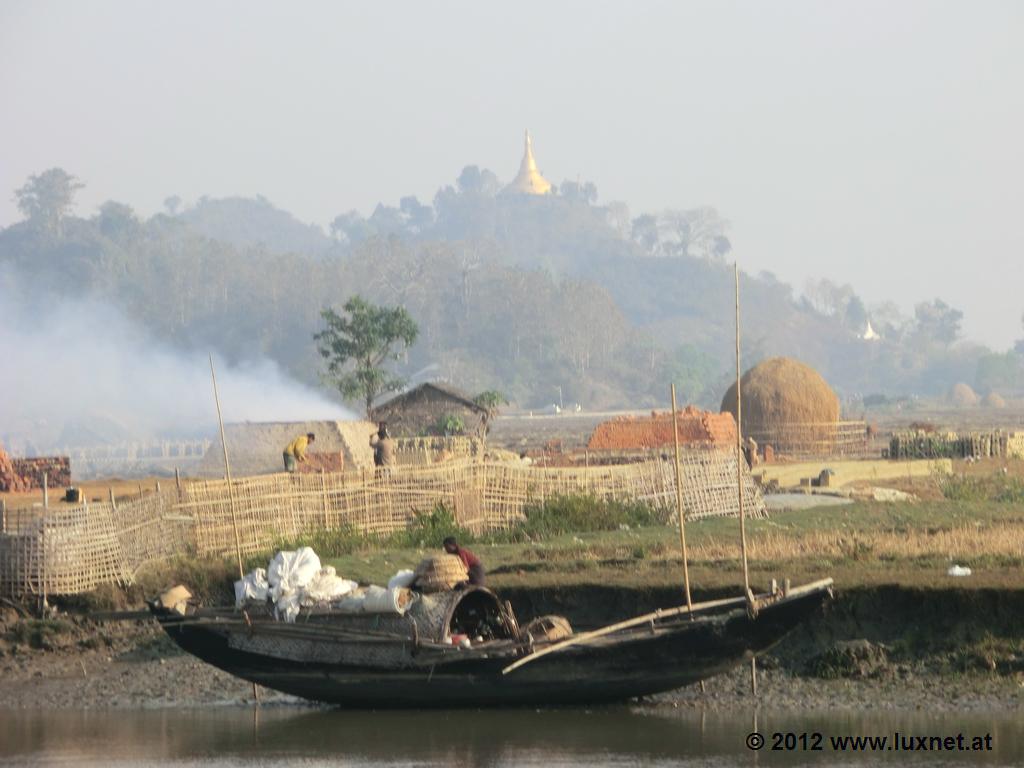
745,420,870,459
0,491,194,597
1,448,764,597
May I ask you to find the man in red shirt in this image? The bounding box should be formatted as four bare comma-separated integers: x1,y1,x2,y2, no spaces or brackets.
443,536,485,587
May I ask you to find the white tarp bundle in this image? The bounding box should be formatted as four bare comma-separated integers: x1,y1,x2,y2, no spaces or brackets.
302,565,359,605
234,568,269,607
234,547,407,622
387,569,416,590
267,547,322,602
331,585,413,614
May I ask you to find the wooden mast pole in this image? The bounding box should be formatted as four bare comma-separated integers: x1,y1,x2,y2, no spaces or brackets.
670,384,693,613
735,264,758,697
209,354,244,580
209,355,259,704
734,264,752,604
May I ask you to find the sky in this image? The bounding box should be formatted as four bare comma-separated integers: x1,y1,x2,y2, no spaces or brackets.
2,0,1022,349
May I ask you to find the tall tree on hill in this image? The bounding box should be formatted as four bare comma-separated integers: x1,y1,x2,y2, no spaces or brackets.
14,168,84,236
315,296,419,415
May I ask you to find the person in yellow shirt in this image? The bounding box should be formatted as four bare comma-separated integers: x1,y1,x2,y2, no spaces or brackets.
283,432,315,473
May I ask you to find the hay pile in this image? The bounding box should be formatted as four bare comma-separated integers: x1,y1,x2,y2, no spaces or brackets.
720,357,839,431
983,392,1007,409
949,383,979,407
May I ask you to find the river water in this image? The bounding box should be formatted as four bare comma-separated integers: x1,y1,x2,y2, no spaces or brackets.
2,706,1022,766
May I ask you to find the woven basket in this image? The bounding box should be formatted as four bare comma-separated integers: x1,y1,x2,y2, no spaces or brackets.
414,554,468,593
525,615,573,641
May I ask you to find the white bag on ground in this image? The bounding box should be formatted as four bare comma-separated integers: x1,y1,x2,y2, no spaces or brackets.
234,568,270,608
387,569,416,590
267,547,322,602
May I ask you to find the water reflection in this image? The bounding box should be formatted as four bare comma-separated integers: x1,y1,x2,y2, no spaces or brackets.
0,706,1021,766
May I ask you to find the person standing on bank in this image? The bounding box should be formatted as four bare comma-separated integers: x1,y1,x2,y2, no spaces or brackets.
443,536,485,587
370,422,396,468
283,432,315,473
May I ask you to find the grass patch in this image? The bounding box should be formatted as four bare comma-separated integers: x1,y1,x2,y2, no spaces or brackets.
5,618,74,650
941,472,1024,503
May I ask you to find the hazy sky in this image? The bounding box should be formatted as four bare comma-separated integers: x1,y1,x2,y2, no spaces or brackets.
2,1,1022,348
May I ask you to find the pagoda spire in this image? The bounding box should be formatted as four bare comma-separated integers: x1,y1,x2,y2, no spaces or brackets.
505,129,552,195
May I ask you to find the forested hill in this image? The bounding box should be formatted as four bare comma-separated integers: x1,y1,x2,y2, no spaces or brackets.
2,166,1021,416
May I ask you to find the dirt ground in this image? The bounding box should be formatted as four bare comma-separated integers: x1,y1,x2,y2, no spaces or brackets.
1,476,171,514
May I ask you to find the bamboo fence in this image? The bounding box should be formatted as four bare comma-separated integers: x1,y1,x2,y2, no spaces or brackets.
0,448,764,598
745,420,871,459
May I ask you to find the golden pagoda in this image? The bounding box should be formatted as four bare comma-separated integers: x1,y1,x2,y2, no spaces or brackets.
505,130,552,195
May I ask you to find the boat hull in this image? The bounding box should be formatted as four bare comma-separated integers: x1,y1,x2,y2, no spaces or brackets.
156,585,829,708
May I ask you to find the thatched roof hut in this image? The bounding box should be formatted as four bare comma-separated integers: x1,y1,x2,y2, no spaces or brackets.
720,357,841,456
370,383,489,439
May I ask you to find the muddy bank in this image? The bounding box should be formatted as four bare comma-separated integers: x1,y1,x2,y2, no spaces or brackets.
1,586,1023,710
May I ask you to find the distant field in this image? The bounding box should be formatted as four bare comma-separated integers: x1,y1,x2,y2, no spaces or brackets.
316,495,1024,594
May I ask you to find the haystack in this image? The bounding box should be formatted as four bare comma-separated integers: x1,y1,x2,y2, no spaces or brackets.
720,357,840,456
949,383,979,407
983,392,1007,409
413,555,468,593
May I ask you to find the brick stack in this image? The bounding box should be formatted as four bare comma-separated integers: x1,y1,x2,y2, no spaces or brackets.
12,457,71,488
586,407,737,451
298,452,345,474
0,444,31,492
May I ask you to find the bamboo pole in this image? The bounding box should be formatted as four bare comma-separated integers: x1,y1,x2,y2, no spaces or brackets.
734,263,752,604
209,355,245,580
42,472,48,510
503,594,750,675
209,355,257,705
670,384,693,613
1,499,6,534
320,469,329,528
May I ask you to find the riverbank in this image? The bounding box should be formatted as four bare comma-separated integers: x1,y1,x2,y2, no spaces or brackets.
2,584,1022,711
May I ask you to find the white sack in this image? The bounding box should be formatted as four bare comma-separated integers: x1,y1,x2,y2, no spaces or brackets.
332,589,367,614
387,569,416,590
302,568,359,605
275,591,302,623
362,585,412,615
233,568,270,608
267,547,322,602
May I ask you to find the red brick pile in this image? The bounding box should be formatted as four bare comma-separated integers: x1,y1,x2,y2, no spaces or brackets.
587,407,737,451
0,445,31,493
13,457,71,489
0,445,71,492
299,452,345,474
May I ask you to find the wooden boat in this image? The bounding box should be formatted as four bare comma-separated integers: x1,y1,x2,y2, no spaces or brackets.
151,578,833,708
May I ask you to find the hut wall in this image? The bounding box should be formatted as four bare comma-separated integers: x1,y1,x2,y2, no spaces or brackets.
373,390,487,439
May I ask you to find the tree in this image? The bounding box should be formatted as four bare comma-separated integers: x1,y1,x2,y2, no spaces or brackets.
14,168,84,235
96,201,139,239
914,299,962,346
315,296,419,415
163,195,182,216
473,389,509,432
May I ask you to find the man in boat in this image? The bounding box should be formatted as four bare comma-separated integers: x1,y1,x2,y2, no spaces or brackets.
444,536,485,587
370,422,396,469
283,432,315,473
